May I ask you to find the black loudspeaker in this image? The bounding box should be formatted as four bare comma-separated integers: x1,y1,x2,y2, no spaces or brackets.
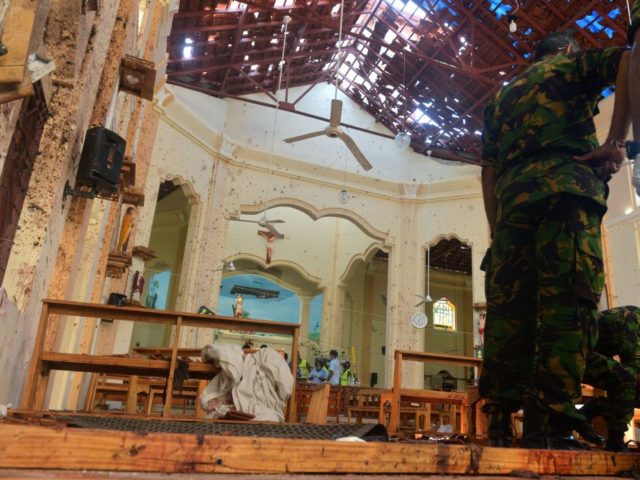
370,372,378,388
76,126,126,193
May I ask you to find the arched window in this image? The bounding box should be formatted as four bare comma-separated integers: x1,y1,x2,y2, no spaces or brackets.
433,298,455,330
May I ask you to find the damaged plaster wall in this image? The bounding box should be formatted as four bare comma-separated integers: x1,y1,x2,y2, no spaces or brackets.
142,84,488,387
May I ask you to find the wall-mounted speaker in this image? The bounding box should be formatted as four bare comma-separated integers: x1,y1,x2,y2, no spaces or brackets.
76,126,126,194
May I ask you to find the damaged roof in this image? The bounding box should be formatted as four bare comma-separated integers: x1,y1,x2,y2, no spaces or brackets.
167,0,631,165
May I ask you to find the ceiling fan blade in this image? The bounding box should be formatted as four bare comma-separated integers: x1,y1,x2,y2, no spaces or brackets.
267,219,285,224
415,301,425,307
232,219,260,224
284,131,325,143
329,99,343,128
265,223,285,238
338,132,373,171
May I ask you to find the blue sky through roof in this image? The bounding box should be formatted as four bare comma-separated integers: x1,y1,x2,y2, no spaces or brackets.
576,10,615,38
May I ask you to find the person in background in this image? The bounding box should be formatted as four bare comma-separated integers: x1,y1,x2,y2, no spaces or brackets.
340,361,354,386
308,359,328,383
297,356,310,381
327,349,342,386
580,306,640,451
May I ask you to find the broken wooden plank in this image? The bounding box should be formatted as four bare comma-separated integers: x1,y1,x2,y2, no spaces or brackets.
0,423,638,475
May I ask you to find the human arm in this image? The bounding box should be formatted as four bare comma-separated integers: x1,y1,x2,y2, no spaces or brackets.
481,165,497,237
574,51,631,176
480,102,499,237
326,369,334,384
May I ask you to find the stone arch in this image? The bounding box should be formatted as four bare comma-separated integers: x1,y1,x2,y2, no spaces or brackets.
240,197,390,243
340,242,388,285
226,253,324,294
160,174,201,206
425,232,473,249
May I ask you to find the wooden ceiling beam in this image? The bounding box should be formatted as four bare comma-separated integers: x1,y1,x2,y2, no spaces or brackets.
168,46,353,77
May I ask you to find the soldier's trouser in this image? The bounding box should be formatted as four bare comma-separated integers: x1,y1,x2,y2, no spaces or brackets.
480,194,604,426
583,353,636,435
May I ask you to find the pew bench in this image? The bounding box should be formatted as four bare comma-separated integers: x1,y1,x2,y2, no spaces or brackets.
388,350,483,436
21,299,300,419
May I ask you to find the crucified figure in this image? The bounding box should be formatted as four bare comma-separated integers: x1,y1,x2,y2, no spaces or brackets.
257,229,283,264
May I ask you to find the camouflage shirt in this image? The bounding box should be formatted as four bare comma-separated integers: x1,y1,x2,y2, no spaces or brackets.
630,0,640,43
482,47,626,222
595,306,640,374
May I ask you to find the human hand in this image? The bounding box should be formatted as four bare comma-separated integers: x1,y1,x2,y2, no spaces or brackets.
574,141,626,179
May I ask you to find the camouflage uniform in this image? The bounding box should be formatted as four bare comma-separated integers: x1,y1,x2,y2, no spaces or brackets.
479,45,627,428
583,307,640,437
630,0,640,44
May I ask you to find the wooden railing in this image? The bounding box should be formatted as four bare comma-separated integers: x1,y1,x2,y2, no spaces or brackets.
21,299,299,420
388,350,483,435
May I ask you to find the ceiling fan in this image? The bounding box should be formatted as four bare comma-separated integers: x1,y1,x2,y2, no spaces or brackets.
415,293,433,307
282,0,372,172
230,213,285,237
283,99,373,171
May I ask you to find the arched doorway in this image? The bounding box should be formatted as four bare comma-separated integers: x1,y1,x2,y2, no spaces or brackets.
130,180,194,348
423,237,474,390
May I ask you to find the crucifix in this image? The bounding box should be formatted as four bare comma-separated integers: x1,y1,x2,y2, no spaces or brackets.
258,229,283,264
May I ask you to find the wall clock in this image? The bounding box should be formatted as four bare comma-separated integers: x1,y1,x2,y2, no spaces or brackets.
410,311,428,329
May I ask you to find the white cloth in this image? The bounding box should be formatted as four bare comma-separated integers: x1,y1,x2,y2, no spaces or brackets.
200,344,293,422
328,357,342,386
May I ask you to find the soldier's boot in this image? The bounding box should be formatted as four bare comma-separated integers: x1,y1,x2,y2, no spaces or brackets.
574,422,606,446
605,430,627,452
487,411,514,448
548,419,591,451
521,400,549,449
521,401,589,450
575,401,605,446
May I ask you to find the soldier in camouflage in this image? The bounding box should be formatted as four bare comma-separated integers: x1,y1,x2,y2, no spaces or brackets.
580,306,640,451
479,21,635,449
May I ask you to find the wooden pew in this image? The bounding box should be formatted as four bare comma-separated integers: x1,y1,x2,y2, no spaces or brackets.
21,299,300,420
388,350,483,436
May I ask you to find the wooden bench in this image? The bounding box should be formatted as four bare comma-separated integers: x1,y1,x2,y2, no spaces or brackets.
295,383,343,423
21,299,300,420
387,350,483,436
85,374,205,416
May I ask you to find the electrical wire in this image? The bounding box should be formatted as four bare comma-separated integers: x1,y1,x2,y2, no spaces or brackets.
334,0,346,100
263,16,291,219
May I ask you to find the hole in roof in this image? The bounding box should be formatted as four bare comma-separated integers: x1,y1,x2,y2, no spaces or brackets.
576,10,615,39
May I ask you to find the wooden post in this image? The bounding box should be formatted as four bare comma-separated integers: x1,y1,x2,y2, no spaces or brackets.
195,380,207,418
126,375,139,414
162,316,182,417
20,302,50,410
83,373,99,411
389,350,403,434
305,383,330,424
287,325,300,422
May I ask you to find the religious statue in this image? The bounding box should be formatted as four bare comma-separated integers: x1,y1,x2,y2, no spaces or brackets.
117,207,135,253
232,294,244,318
145,279,159,309
130,270,145,304
257,230,282,264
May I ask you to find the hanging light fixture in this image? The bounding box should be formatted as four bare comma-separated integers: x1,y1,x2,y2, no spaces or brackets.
394,50,412,149
508,1,520,33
